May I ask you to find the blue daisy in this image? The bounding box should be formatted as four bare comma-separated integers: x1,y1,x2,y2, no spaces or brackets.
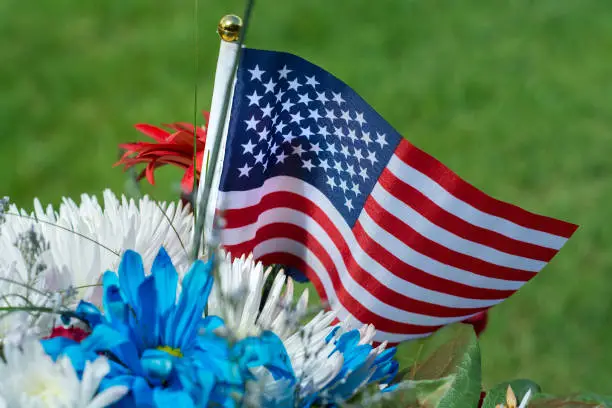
43,248,295,407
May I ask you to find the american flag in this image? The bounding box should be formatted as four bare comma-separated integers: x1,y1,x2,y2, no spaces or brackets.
217,48,578,343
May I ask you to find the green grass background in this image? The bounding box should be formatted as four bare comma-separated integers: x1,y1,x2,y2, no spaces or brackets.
1,0,611,396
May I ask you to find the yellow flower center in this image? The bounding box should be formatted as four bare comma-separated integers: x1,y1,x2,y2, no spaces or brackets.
157,345,183,358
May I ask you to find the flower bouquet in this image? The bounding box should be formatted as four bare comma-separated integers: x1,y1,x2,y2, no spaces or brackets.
1,9,610,408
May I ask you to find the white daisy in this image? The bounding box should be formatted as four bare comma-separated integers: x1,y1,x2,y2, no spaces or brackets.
210,253,397,405
0,190,193,304
0,338,127,408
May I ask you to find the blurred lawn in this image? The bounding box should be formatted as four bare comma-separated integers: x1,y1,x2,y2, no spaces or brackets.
2,0,611,395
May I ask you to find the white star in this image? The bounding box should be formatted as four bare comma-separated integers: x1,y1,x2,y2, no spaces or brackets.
334,160,344,172
325,109,337,121
262,158,269,172
310,141,322,154
346,163,356,177
269,141,280,154
282,131,296,144
276,121,287,134
319,126,330,137
308,109,322,121
334,126,345,138
241,139,257,155
347,128,358,143
275,150,288,163
358,166,369,181
354,147,364,162
302,158,315,171
362,131,373,146
248,65,265,82
376,132,388,148
341,110,351,123
344,197,354,210
245,116,259,131
278,65,292,79
257,128,270,142
238,163,252,177
287,78,300,91
355,112,366,126
271,113,278,124
316,91,329,104
298,93,312,105
327,143,338,155
366,150,378,165
340,145,350,158
281,98,295,112
261,103,274,118
301,126,314,138
290,111,304,124
275,89,285,103
254,149,266,164
305,75,320,88
246,90,263,107
326,175,337,189
351,183,360,196
319,158,331,172
339,179,348,193
292,144,307,157
332,92,345,105
263,78,276,94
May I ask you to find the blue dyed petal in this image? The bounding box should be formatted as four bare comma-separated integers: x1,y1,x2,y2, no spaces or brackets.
74,301,103,328
141,348,175,386
118,250,146,307
41,337,78,360
103,271,128,323
166,258,214,349
198,315,224,335
81,324,143,375
153,389,195,408
234,331,295,382
152,247,178,322
137,276,159,348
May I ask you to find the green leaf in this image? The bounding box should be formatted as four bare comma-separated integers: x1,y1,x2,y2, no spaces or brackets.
529,393,612,407
358,377,455,408
408,324,482,408
482,379,542,408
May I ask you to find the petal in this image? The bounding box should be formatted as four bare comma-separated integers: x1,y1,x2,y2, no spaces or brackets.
41,337,78,360
152,247,178,320
153,389,195,408
137,276,159,348
141,349,175,385
118,250,145,308
103,271,128,323
86,385,129,408
135,124,171,142
166,259,214,349
75,300,104,328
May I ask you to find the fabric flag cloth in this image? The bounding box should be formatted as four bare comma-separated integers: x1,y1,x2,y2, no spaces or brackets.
217,48,578,344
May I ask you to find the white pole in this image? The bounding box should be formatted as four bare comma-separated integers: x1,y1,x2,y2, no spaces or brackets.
193,15,242,258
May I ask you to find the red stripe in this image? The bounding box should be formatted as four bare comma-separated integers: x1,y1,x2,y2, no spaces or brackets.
378,168,557,262
394,139,579,238
352,220,517,300
224,223,447,334
363,198,536,282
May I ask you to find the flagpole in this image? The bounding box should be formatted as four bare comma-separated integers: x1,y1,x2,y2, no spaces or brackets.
193,15,242,259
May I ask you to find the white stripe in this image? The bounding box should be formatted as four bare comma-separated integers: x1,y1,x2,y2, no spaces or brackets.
220,177,503,306
251,238,479,328
370,184,546,272
358,210,525,290
388,155,568,250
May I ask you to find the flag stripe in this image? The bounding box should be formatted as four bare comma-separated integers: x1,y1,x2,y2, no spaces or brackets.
370,183,545,272
390,143,576,248
363,197,537,282
352,220,518,298
377,168,558,262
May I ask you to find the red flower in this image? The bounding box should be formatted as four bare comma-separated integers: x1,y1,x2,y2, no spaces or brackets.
465,310,489,337
116,112,209,193
45,326,89,343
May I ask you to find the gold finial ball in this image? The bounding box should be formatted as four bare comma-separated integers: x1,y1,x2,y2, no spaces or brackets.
218,15,242,42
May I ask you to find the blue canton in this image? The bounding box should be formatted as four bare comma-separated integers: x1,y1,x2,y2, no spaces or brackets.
220,48,402,225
